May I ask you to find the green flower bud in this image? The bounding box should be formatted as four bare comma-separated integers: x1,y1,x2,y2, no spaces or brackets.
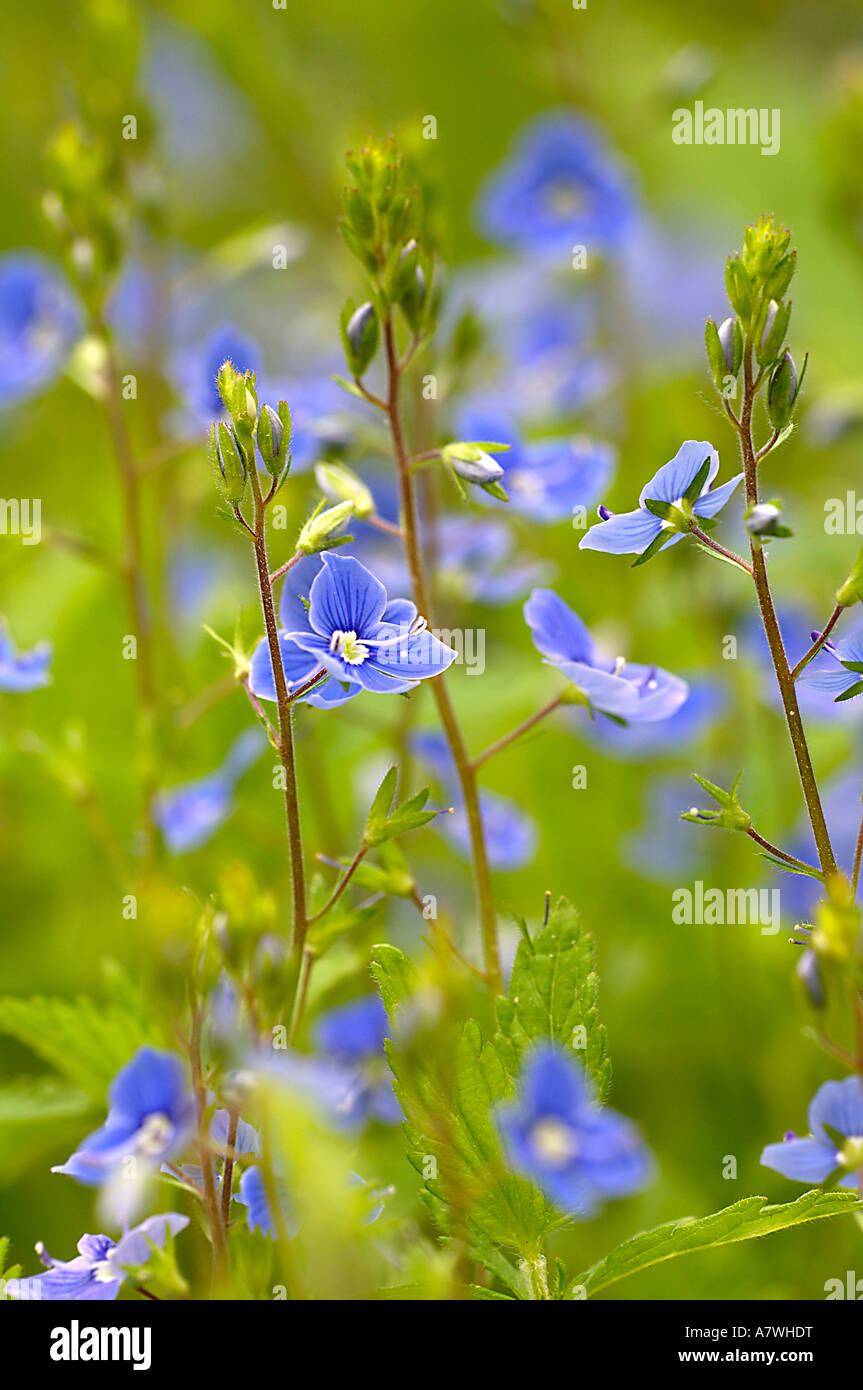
755,298,791,367
209,421,247,504
256,402,291,478
314,461,374,519
836,542,863,607
341,300,379,377
744,500,793,540
767,350,805,430
725,255,754,325
442,441,505,485
297,499,355,555
717,316,743,375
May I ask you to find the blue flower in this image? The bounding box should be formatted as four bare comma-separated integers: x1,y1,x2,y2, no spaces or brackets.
799,627,863,703
496,1045,652,1217
524,588,688,721
412,732,538,871
175,322,258,424
4,1214,189,1301
0,622,51,692
237,1165,281,1238
585,679,722,759
249,554,456,704
456,399,616,523
476,114,637,258
761,1076,863,1187
153,727,265,853
0,253,80,406
314,995,401,1125
53,1047,195,1188
579,440,742,559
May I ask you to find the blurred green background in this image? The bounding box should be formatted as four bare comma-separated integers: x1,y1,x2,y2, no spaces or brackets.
2,0,863,1299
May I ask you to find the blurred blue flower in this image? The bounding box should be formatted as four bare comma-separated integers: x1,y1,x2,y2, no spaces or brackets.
496,1045,652,1217
744,609,858,727
237,1165,281,1238
0,253,79,406
4,1214,189,1301
314,995,401,1125
476,114,637,258
53,1047,195,1189
524,588,688,721
174,322,258,424
457,398,615,523
626,776,705,881
799,626,863,704
586,679,722,758
251,553,455,702
579,440,742,557
412,731,538,871
761,1076,863,1187
153,726,265,853
0,622,51,692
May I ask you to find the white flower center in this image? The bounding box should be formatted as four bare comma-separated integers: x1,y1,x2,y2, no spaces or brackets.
329,630,370,665
529,1117,579,1168
137,1111,174,1156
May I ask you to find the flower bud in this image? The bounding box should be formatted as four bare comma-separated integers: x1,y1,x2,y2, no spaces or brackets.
209,421,247,504
725,255,754,325
296,499,355,555
256,402,291,478
767,350,803,430
314,461,374,519
341,300,379,377
795,948,825,1009
442,441,505,485
717,316,742,375
835,542,863,607
744,500,792,540
755,298,790,367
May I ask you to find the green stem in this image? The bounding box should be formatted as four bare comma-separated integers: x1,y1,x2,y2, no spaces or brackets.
737,341,836,876
472,695,564,770
382,317,502,996
247,467,308,1020
790,605,843,683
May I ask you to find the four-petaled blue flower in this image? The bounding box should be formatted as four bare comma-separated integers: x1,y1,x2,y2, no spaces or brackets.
4,1215,188,1301
0,621,52,692
153,727,265,853
249,554,456,705
0,253,80,406
476,114,637,258
524,588,688,721
579,440,742,559
53,1047,195,1188
761,1076,863,1188
496,1045,652,1217
799,628,863,704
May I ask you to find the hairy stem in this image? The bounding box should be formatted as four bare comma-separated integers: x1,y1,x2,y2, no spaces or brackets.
382,318,502,995
247,466,308,1019
472,695,564,770
737,342,836,875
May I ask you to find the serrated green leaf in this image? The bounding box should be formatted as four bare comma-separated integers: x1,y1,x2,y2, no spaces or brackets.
0,996,157,1102
571,1189,862,1299
496,897,611,1100
0,1079,94,1186
370,943,418,1017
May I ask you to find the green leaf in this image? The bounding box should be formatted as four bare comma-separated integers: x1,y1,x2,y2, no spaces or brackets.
631,528,670,568
371,943,418,1017
0,1079,94,1186
0,995,156,1102
682,458,711,504
496,897,612,1100
363,768,438,846
571,1189,862,1299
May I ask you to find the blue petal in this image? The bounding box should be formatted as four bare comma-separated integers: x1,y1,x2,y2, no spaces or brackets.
524,1045,591,1118
308,554,387,638
808,1075,863,1142
638,440,719,506
760,1136,837,1183
316,996,389,1060
277,555,324,631
109,1213,189,1273
108,1047,193,1131
834,626,863,668
555,661,641,718
692,471,743,518
365,625,457,683
798,667,860,695
248,631,322,702
524,589,595,664
578,508,664,555
616,663,689,722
